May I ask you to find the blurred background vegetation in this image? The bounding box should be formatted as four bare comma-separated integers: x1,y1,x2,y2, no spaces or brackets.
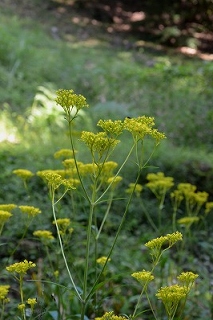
0,1,213,318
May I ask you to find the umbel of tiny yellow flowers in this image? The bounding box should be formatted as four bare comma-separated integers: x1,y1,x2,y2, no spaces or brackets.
123,116,166,144
54,148,75,159
0,285,10,301
97,119,124,136
96,256,111,266
19,205,41,217
177,271,198,289
95,311,127,320
126,183,143,197
0,204,17,212
27,297,37,310
178,216,199,227
33,230,54,241
0,210,12,224
131,270,154,285
81,131,120,159
145,231,183,262
156,284,187,317
12,169,34,180
6,260,36,275
146,172,174,199
55,89,89,121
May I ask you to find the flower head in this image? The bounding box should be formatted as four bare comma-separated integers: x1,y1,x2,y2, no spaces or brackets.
33,230,54,240
177,216,199,226
6,260,36,275
156,284,187,304
95,311,127,320
126,183,143,197
13,169,34,180
19,206,41,217
0,204,17,212
97,119,124,136
27,298,37,309
96,256,111,266
54,148,75,159
0,210,12,224
81,131,119,158
124,116,166,144
0,285,10,300
55,89,89,120
177,271,198,289
205,202,213,214
131,270,154,285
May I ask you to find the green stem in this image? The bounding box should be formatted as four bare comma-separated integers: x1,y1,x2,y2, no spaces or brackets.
96,192,114,240
51,194,83,302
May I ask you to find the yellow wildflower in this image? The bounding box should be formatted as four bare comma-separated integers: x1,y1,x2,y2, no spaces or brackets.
27,298,37,309
53,218,71,228
123,116,166,144
18,303,26,311
55,89,89,119
166,231,183,246
0,285,10,300
0,210,12,223
156,284,187,304
205,202,213,214
107,176,122,188
33,230,54,240
177,271,198,290
6,260,36,274
131,270,154,284
13,169,34,180
177,216,199,226
96,256,111,266
95,311,127,320
97,119,124,136
146,172,174,198
0,204,17,212
19,205,41,217
126,183,143,197
81,131,120,157
54,149,75,159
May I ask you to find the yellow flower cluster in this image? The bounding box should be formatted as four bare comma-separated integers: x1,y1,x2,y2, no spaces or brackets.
97,119,124,136
146,172,174,198
81,131,120,157
55,89,89,114
19,206,41,217
0,210,12,224
12,169,34,180
177,216,199,226
33,230,54,240
145,232,183,260
0,204,17,212
177,271,199,289
27,298,37,309
107,176,122,188
96,256,111,266
0,285,10,300
95,311,127,320
37,171,75,192
125,183,143,197
156,284,187,304
54,148,75,159
123,116,166,144
6,260,36,274
171,182,210,223
131,270,154,284
205,201,213,214
53,218,71,235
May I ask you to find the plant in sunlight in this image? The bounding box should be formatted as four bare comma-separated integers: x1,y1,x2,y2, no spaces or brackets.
0,89,200,320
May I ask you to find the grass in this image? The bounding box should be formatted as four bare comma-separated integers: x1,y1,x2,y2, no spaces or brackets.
0,3,213,319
